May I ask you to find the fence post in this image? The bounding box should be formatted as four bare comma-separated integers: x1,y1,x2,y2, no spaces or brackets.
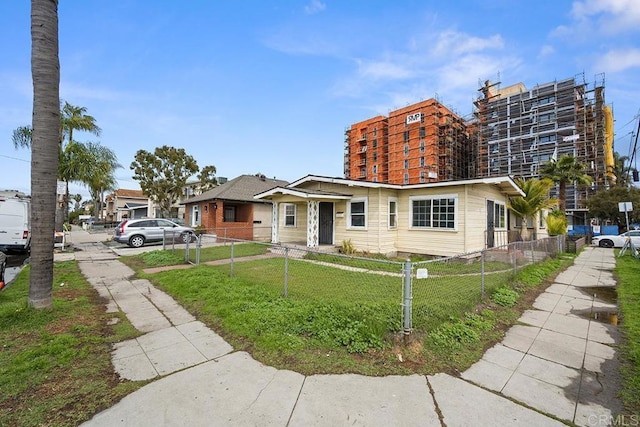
530,240,535,264
196,234,201,265
481,250,485,298
284,247,289,297
403,259,412,335
230,241,235,277
185,234,190,263
513,242,517,276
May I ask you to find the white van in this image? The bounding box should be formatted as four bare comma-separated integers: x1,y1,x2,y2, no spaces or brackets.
0,191,31,253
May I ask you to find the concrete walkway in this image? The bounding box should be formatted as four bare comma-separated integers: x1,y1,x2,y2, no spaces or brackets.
57,229,621,426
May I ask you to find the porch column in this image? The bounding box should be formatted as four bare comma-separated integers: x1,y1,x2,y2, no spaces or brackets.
307,200,319,247
271,202,279,243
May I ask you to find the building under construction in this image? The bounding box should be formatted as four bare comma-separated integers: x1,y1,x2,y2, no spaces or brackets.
344,99,474,185
473,74,613,222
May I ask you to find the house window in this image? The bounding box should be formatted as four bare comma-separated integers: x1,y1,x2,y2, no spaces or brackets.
419,127,426,138
404,130,410,142
224,205,236,222
404,173,409,184
373,139,378,149
420,141,425,153
494,203,506,228
404,159,409,169
388,198,398,229
284,204,296,227
420,156,425,167
373,152,378,162
410,196,457,229
404,144,409,156
420,171,426,183
348,197,367,229
372,164,378,174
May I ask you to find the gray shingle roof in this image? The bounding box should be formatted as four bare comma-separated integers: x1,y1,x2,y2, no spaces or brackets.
186,175,289,204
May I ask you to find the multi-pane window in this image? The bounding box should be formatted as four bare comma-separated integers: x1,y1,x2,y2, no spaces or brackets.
420,141,425,153
404,144,409,156
404,159,409,169
420,156,425,167
419,127,426,138
404,130,410,142
411,196,456,229
372,164,378,174
420,171,426,183
224,205,236,222
494,203,506,228
284,204,296,227
348,198,367,228
388,198,398,229
404,173,409,184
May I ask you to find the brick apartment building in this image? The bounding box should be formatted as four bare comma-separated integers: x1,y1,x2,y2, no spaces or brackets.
344,99,475,185
344,74,612,225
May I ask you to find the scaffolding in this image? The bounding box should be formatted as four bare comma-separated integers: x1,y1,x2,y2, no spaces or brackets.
473,74,607,212
345,99,472,185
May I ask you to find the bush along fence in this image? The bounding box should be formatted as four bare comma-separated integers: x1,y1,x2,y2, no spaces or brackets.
172,234,566,335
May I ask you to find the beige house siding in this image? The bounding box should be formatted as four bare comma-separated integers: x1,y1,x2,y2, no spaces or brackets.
256,176,521,258
253,203,273,241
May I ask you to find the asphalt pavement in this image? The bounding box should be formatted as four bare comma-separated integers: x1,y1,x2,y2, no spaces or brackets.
55,228,622,426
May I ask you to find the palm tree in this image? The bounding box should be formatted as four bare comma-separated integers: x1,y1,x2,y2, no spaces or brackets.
540,154,593,213
29,0,60,309
612,152,631,187
508,178,557,241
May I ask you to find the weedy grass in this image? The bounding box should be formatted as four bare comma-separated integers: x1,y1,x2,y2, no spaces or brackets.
0,262,142,427
615,252,640,414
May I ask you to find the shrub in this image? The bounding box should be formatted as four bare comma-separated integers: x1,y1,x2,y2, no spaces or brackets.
546,209,567,236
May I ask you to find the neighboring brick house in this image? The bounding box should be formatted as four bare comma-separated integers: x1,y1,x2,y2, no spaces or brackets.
184,174,288,241
104,189,151,221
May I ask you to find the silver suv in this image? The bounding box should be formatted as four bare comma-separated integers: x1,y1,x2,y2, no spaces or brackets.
113,218,195,248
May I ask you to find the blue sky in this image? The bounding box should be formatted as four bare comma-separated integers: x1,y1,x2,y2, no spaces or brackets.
1,1,639,200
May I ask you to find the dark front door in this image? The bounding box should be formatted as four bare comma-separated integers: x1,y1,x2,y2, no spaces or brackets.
486,200,495,248
319,202,333,245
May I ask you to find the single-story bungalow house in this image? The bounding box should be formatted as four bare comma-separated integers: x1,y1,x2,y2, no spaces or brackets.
254,175,526,257
104,189,151,221
184,174,288,241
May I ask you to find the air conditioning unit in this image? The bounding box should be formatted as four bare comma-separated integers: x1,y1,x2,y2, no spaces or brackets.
428,172,438,179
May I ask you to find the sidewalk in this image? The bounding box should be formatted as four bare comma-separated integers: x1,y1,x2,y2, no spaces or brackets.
59,229,621,426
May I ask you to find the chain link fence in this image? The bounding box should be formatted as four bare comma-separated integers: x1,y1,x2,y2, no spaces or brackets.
170,235,565,334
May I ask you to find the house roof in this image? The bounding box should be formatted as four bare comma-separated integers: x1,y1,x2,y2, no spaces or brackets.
124,202,148,209
255,174,525,199
112,189,147,199
185,174,289,204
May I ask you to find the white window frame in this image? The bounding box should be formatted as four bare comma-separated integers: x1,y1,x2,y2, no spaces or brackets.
409,194,458,230
284,203,296,227
388,197,398,229
494,202,506,229
347,197,367,229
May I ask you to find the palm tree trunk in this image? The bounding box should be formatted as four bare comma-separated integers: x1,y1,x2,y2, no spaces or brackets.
558,182,567,213
29,0,60,309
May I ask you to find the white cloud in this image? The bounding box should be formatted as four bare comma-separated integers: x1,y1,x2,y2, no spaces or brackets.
304,0,326,15
538,45,555,58
570,0,640,33
596,48,640,72
356,59,414,80
432,30,504,58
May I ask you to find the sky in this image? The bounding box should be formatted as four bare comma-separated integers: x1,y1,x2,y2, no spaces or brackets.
1,0,639,201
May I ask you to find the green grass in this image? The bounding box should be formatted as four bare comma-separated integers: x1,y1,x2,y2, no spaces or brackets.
144,252,574,375
615,252,640,414
0,263,143,427
120,242,268,270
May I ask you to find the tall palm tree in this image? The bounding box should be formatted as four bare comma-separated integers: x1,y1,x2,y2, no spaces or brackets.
508,178,557,241
540,154,593,213
29,0,60,309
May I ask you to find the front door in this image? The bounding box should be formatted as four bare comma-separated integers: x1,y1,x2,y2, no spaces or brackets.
319,202,333,245
486,200,495,248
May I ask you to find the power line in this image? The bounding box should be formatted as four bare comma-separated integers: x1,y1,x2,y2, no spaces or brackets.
0,154,29,162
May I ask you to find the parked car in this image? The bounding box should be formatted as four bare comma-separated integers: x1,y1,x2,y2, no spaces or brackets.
591,230,640,248
113,218,195,248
